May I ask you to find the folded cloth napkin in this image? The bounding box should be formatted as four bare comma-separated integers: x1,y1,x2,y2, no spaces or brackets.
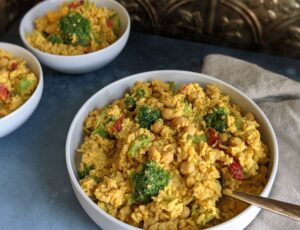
201,54,300,230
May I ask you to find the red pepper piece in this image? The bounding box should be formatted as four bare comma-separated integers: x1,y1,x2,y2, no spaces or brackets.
10,62,18,71
69,0,84,8
0,84,10,101
113,114,124,132
107,20,113,28
228,160,244,180
207,128,219,147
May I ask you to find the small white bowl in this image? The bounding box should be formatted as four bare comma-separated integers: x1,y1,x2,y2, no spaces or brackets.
66,70,278,230
0,42,43,138
20,0,130,74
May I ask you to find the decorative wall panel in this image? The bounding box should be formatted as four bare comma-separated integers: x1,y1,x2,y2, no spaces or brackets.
117,0,300,57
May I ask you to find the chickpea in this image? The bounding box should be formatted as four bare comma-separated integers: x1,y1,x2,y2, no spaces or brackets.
119,205,131,221
185,175,195,188
151,120,163,133
180,206,190,219
229,137,242,146
0,58,8,68
161,108,175,120
160,151,174,164
172,117,188,127
245,112,255,121
148,146,161,162
187,94,197,102
183,125,197,135
180,161,195,175
219,133,229,143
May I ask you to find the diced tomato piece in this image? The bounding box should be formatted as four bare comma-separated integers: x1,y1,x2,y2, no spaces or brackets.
69,1,84,8
10,62,18,70
228,160,244,180
107,20,113,28
113,114,124,132
207,128,219,147
0,84,10,101
69,2,79,8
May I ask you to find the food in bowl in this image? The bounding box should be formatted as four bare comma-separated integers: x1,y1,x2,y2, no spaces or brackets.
76,80,269,229
26,0,121,55
0,49,38,118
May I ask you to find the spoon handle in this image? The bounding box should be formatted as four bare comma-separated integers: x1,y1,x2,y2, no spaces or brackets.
223,190,300,221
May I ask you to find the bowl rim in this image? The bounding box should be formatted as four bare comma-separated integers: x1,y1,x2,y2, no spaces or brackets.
66,70,279,229
0,42,43,122
19,0,131,59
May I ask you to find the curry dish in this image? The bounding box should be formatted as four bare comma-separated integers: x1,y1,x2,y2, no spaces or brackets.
0,49,38,118
77,80,269,229
27,0,120,55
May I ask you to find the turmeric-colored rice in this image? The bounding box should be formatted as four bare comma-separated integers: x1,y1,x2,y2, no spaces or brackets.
0,49,38,118
77,80,269,229
26,0,120,55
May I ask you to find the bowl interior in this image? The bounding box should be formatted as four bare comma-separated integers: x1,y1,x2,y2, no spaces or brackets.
66,70,278,229
20,0,129,48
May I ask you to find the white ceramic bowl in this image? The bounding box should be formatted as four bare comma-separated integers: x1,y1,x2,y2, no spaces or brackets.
0,42,43,138
66,70,278,230
20,0,130,74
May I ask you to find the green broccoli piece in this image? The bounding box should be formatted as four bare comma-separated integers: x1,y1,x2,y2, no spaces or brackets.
90,175,102,183
131,161,170,204
124,96,136,110
59,12,91,46
136,89,145,98
16,76,35,96
190,134,207,144
128,134,151,157
47,34,63,44
167,81,176,93
137,105,161,129
78,163,95,179
235,117,243,130
204,107,228,132
109,14,121,36
183,100,192,117
92,125,109,138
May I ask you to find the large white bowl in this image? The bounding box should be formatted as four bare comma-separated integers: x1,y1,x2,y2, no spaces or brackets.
20,0,130,74
0,42,43,138
66,70,278,230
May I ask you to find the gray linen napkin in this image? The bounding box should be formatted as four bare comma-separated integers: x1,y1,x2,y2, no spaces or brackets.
201,54,300,230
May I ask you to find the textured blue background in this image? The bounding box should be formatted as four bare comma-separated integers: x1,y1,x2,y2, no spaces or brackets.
0,20,299,230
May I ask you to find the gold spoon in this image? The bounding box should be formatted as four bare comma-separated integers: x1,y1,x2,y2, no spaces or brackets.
223,189,300,221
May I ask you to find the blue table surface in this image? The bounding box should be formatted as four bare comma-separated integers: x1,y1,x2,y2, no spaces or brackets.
1,19,300,230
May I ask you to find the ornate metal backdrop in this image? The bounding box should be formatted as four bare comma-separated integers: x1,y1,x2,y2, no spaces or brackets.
117,0,300,57
1,0,300,57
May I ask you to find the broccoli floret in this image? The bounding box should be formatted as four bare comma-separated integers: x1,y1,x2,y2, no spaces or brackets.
131,161,170,204
47,34,63,44
128,134,151,157
137,105,161,129
124,96,136,110
136,89,145,98
204,107,228,132
59,12,91,46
